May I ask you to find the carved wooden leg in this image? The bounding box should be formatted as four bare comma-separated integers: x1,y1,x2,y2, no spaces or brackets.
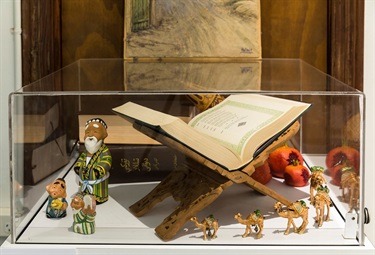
155,167,232,240
130,161,233,241
129,170,187,217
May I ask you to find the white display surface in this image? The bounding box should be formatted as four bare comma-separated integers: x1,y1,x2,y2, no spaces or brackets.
17,171,350,245
2,155,374,254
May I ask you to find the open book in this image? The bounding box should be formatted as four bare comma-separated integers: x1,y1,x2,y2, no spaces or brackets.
112,94,311,171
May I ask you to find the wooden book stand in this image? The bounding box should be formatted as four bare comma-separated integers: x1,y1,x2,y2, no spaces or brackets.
129,121,300,241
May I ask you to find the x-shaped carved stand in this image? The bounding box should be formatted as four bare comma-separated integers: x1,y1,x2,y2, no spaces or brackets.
129,121,299,241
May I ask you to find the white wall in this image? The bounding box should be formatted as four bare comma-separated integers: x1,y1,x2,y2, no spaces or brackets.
0,0,14,210
0,0,21,236
364,0,375,245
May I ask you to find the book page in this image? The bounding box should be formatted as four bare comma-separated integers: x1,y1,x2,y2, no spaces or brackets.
189,94,308,159
112,102,178,126
113,102,243,170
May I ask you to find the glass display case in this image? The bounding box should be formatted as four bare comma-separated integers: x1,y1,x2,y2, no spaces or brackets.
2,59,374,254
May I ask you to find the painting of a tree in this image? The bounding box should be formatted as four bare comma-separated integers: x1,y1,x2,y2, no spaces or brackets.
124,0,261,59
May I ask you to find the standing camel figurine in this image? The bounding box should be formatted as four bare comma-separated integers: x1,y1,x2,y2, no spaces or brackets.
309,166,326,204
234,209,264,239
190,215,219,240
312,186,333,227
274,201,309,235
341,166,360,210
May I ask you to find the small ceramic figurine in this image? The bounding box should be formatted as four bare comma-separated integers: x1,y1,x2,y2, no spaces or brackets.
71,193,96,235
190,214,219,240
341,166,360,210
274,200,309,235
309,166,327,204
74,118,112,204
45,178,68,218
234,209,264,239
313,186,333,227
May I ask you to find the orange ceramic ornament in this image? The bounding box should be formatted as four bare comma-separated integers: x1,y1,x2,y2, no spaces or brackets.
325,146,360,175
284,160,311,187
251,161,273,185
268,144,304,178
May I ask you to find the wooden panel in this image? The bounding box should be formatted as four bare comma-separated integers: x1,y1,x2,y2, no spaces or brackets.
328,0,364,91
21,0,62,85
260,0,328,154
260,0,327,72
61,0,124,66
327,0,364,153
21,0,63,117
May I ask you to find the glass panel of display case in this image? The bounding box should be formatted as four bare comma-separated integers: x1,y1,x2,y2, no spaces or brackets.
8,59,367,248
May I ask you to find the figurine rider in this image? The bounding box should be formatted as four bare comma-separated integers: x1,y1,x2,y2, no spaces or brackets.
74,118,112,204
71,193,96,235
45,178,68,218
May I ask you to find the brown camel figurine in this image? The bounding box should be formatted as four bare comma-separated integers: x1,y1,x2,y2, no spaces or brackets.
309,166,327,204
312,186,333,227
341,166,360,210
274,201,309,235
190,215,219,240
234,209,264,239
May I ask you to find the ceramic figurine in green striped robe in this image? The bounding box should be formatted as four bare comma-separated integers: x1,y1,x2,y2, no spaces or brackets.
74,118,112,204
71,193,96,235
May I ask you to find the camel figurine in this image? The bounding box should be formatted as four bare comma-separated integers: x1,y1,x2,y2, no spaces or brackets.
309,166,327,204
312,186,333,227
341,166,360,210
190,215,219,240
274,200,309,235
234,209,264,239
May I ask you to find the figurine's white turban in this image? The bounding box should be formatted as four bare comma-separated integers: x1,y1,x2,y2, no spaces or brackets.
85,118,107,129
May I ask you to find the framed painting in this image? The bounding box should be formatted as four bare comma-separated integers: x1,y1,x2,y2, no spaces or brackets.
124,0,261,60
